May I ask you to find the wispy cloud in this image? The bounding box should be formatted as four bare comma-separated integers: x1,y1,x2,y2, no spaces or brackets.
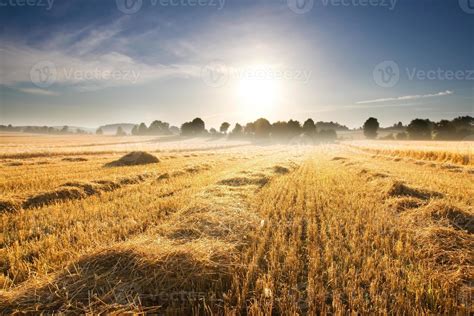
345,102,421,110
18,88,60,96
356,90,454,104
0,17,201,92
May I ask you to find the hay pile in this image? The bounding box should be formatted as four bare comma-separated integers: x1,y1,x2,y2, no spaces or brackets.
105,152,159,167
22,174,153,209
22,187,85,209
62,157,88,162
402,201,474,234
273,165,290,174
1,238,236,314
387,196,426,212
387,181,444,200
218,175,269,187
396,200,474,288
0,199,20,213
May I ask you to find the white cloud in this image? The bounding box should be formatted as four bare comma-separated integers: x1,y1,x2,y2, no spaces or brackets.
356,90,453,104
0,43,200,91
345,102,421,110
0,17,201,93
18,88,60,96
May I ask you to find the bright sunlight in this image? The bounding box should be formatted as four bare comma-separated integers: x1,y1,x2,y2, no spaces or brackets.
236,75,280,117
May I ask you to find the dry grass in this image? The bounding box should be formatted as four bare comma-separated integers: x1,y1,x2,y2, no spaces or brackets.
347,140,473,166
0,134,472,314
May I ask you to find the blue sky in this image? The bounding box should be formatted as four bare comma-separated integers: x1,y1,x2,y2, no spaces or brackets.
0,0,473,128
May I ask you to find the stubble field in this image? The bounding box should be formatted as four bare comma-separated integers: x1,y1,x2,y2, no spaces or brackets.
0,134,472,314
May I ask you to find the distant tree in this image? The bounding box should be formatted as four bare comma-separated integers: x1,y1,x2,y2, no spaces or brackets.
315,121,349,132
76,129,87,135
209,128,218,135
396,132,408,140
220,122,230,134
180,118,206,136
96,128,104,135
131,125,139,136
181,122,194,136
244,122,256,136
434,120,457,140
287,120,302,138
407,119,433,140
394,122,404,129
60,126,69,134
363,118,379,139
149,120,171,135
230,123,243,138
191,118,205,134
169,126,180,135
303,118,316,136
452,116,474,139
138,123,148,135
116,126,126,136
254,118,272,138
271,121,289,139
452,116,473,129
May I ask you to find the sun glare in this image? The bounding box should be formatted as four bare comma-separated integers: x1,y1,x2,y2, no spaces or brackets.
236,77,280,117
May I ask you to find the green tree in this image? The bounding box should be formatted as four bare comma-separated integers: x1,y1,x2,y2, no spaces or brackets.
220,122,230,134
254,118,272,138
303,118,316,136
230,123,243,137
406,119,433,140
138,123,148,135
116,126,126,136
180,118,206,136
149,120,171,135
433,120,457,140
191,118,205,134
287,119,302,137
363,117,379,139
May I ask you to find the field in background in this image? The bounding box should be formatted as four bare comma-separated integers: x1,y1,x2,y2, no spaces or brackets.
0,134,472,314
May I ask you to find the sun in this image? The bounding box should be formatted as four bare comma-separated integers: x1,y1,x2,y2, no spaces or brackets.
236,77,280,117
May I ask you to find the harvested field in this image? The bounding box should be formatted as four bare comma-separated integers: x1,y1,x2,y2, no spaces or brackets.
0,135,472,314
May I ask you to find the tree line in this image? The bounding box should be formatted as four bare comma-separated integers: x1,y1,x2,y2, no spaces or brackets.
2,116,472,141
116,118,350,141
363,116,473,141
0,125,89,135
